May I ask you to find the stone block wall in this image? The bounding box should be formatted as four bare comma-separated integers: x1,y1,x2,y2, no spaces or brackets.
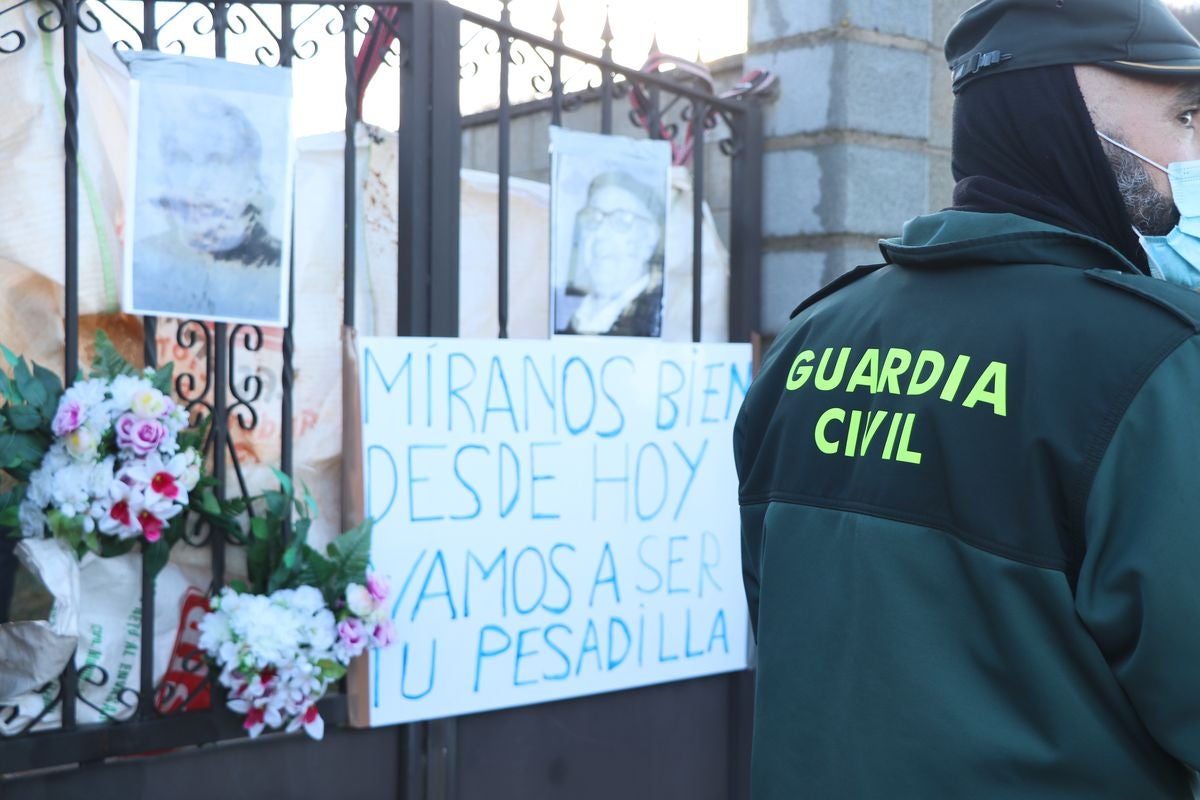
748,0,976,332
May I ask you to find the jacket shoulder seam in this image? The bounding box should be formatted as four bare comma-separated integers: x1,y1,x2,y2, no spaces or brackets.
1074,329,1200,552
789,263,887,319
1083,270,1200,332
738,491,1073,574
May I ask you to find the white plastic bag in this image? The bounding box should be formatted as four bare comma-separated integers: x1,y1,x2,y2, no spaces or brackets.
0,549,196,734
0,539,79,703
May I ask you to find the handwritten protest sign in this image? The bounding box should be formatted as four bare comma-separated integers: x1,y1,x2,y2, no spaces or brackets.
347,336,751,726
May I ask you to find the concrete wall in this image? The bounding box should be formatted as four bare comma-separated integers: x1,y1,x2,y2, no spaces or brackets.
747,0,975,332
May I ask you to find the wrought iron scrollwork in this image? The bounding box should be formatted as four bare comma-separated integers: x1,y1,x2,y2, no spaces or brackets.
175,320,214,424
227,324,262,433
90,0,143,51
0,0,65,54
290,4,341,61
75,664,139,724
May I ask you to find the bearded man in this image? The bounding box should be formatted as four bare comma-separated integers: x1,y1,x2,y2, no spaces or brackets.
735,0,1200,796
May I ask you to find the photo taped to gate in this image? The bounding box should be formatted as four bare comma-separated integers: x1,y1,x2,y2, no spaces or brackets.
550,126,671,338
121,52,294,327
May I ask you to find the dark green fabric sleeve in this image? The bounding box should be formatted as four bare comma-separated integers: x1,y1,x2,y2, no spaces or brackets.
1078,335,1200,770
739,502,766,640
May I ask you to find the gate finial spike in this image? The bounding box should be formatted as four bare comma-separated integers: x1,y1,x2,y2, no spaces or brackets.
649,31,661,55
552,0,565,29
601,4,614,57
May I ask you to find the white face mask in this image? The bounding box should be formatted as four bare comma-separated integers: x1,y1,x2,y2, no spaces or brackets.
1098,131,1200,289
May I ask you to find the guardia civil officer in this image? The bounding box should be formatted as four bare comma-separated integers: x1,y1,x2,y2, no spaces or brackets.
735,1,1200,796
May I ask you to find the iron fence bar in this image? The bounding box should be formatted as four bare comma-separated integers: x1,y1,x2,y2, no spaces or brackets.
728,101,763,342
550,2,563,126
600,12,613,134
457,9,747,114
396,0,430,336
692,99,705,344
497,2,511,339
136,0,161,725
60,0,81,734
142,0,154,49
343,2,357,329
212,322,227,589
280,3,295,547
647,84,661,141
428,0,460,337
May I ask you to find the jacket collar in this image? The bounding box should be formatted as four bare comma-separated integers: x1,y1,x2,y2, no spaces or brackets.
879,211,1141,274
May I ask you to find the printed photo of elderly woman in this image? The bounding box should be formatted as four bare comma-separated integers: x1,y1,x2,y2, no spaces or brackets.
550,127,671,337
122,52,293,326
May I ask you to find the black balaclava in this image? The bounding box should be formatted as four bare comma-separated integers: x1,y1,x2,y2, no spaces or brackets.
950,63,1147,274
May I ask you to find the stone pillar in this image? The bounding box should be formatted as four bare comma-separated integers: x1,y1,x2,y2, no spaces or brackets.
746,0,976,332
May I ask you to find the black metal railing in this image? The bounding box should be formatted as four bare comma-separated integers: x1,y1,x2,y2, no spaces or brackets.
0,0,762,777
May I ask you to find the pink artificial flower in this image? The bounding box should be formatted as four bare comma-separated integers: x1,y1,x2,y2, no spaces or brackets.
115,413,167,456
338,617,368,657
150,471,179,500
302,704,324,740
243,706,266,738
109,500,133,528
366,572,391,603
370,619,397,649
51,399,84,436
138,510,164,543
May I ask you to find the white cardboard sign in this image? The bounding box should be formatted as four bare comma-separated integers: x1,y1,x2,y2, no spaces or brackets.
350,336,752,726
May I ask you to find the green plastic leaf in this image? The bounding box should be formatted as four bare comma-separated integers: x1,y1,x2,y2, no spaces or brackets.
0,344,20,369
89,330,135,380
0,369,20,404
300,482,319,519
263,490,289,521
295,549,337,589
150,362,174,395
229,579,250,594
12,358,46,411
98,537,137,559
247,516,275,594
82,529,101,555
0,430,46,470
326,518,373,590
143,538,171,578
270,467,294,500
200,488,222,516
7,405,42,432
317,660,347,682
32,363,62,418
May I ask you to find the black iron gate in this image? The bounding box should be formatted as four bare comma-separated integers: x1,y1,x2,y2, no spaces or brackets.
0,1,764,796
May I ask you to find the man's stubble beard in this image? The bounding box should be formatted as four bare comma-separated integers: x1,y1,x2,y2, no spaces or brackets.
1106,145,1179,236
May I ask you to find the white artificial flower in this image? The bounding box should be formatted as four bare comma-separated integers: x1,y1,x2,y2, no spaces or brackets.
130,387,168,420
290,585,325,615
166,404,189,435
171,449,202,491
64,425,101,460
345,583,375,617
49,463,92,517
86,456,116,498
96,479,144,539
107,375,144,413
62,379,107,420
25,466,53,507
18,500,46,538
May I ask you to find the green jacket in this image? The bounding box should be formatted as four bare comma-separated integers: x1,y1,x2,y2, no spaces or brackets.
735,210,1200,798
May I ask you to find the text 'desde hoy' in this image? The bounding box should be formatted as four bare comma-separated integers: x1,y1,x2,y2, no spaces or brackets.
355,337,752,725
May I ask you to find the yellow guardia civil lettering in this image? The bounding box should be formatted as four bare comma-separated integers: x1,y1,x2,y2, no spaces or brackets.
786,346,1007,415
788,346,1008,464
